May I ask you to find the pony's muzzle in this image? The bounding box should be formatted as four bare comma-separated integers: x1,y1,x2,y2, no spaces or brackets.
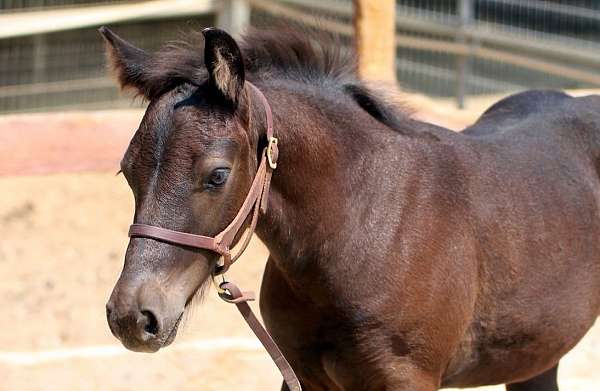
106,279,179,352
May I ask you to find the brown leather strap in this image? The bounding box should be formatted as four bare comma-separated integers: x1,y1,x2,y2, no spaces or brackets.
247,81,275,141
128,224,224,253
219,282,301,391
248,81,278,213
214,154,267,258
229,178,263,264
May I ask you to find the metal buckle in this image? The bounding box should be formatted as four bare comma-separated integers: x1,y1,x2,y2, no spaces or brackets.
212,273,227,295
267,137,278,169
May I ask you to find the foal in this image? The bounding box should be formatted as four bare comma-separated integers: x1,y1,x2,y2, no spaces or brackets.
102,26,600,390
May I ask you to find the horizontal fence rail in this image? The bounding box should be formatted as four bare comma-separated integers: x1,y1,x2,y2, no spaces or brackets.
0,0,218,39
0,0,219,113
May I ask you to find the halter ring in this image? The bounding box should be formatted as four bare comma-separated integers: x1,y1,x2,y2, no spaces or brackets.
267,137,278,169
211,273,228,295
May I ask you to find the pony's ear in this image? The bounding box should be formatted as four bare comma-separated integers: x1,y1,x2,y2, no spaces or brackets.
202,28,245,105
98,26,151,96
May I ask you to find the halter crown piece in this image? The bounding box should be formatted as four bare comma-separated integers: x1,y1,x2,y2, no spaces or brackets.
127,82,301,391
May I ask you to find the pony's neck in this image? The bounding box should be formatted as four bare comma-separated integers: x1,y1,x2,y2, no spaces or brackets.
253,81,398,282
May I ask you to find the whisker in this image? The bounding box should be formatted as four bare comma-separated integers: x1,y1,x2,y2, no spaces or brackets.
180,280,210,333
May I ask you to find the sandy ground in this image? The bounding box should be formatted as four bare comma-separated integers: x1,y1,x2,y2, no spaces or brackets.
0,173,283,390
1,174,599,391
1,94,599,390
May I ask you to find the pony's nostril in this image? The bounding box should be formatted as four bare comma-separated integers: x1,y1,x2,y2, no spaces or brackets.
141,310,159,336
106,304,113,319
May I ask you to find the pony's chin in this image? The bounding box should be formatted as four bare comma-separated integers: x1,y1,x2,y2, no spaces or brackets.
122,339,162,353
120,313,182,353
148,313,182,351
161,316,181,347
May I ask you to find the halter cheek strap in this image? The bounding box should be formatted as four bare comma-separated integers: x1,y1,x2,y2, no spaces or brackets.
126,82,301,391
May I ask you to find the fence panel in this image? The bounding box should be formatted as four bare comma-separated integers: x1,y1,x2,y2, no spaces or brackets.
0,0,599,113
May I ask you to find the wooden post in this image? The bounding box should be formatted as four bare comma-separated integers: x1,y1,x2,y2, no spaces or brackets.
217,0,250,38
353,0,396,83
455,0,473,109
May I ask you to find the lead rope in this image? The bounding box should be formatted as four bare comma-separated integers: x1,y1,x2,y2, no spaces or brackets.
216,281,302,391
212,190,302,390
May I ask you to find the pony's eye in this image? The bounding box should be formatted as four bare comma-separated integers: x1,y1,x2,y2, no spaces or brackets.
207,168,230,187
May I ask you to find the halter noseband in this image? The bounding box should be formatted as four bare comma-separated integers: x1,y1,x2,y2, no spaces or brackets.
126,82,302,391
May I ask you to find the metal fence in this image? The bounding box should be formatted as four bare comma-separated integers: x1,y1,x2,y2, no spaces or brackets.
393,0,600,106
0,16,215,113
0,0,599,114
264,0,600,107
0,0,219,113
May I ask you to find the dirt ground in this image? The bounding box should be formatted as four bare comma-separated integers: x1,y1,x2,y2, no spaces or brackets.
0,173,282,390
1,93,599,390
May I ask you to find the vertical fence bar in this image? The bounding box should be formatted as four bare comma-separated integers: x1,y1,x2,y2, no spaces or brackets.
455,0,473,108
32,34,47,84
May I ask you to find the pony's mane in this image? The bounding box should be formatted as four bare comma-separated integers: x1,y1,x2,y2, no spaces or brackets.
136,27,413,133
140,27,353,94
241,27,354,83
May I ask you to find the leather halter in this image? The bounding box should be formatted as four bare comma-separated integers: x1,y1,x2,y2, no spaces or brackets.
127,82,301,391
129,81,278,276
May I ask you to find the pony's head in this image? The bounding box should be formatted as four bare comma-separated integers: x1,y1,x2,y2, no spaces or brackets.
101,23,363,352
102,27,261,352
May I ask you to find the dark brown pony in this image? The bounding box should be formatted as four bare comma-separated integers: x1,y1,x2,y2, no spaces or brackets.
101,26,600,390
